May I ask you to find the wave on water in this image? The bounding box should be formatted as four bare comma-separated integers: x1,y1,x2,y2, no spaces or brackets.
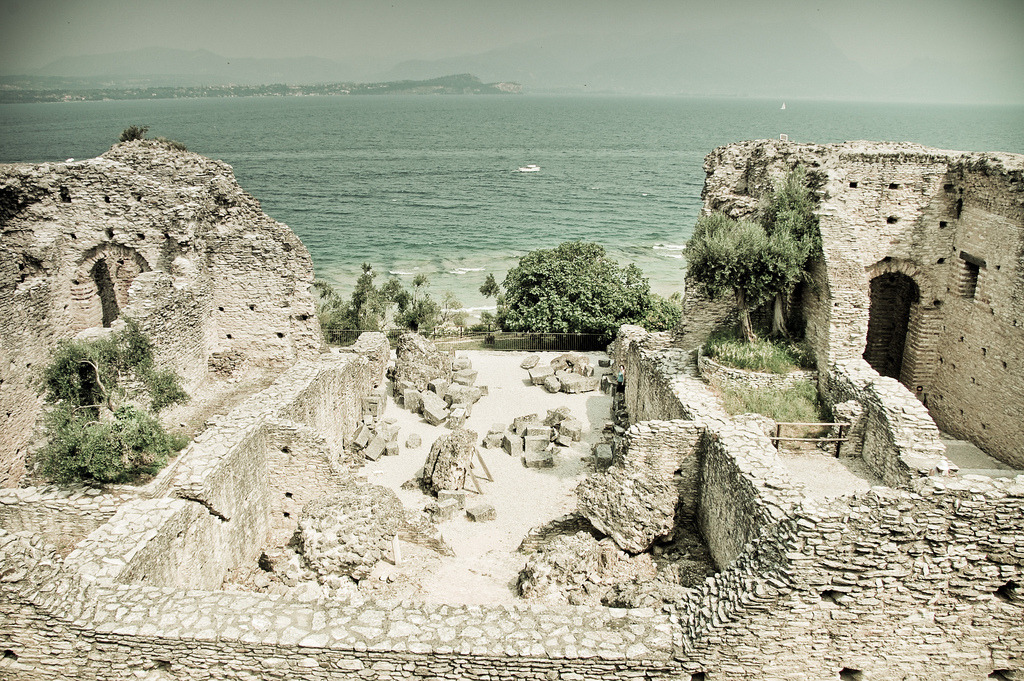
388,270,415,276
653,244,687,251
449,267,486,275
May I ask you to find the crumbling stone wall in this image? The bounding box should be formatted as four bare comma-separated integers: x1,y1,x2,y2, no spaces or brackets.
694,139,1024,466
0,486,138,554
0,141,324,486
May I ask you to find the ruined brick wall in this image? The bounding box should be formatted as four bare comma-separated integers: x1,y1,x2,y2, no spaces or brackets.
0,486,138,554
0,141,324,487
695,139,1024,466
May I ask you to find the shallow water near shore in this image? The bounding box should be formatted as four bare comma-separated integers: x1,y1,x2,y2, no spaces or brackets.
3,95,1022,313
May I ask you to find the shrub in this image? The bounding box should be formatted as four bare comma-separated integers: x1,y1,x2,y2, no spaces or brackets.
41,405,186,484
37,319,188,483
119,125,148,143
153,136,188,152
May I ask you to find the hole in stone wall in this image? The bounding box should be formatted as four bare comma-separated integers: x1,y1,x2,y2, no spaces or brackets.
960,260,980,299
133,192,142,201
218,306,224,312
281,446,290,454
276,332,284,338
944,183,954,192
690,674,707,681
1003,361,1008,369
285,492,293,498
297,314,309,321
820,589,842,604
226,334,232,339
70,233,77,240
863,271,919,383
283,512,290,518
937,258,945,264
995,581,1020,602
105,228,114,239
59,186,71,203
886,216,898,224
982,348,987,356
849,181,858,188
104,195,111,203
136,232,145,240
888,183,900,190
258,553,274,572
90,259,120,327
932,300,942,307
939,221,948,228
3,650,17,661
839,669,863,681
955,198,963,218
154,659,171,670
249,304,256,311
990,671,1014,680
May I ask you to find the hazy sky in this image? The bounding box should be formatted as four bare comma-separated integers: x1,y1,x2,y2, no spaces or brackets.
2,0,1024,104
2,0,1021,75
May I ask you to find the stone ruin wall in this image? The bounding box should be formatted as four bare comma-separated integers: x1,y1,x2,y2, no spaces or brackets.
0,141,323,487
613,325,1023,679
693,139,1024,467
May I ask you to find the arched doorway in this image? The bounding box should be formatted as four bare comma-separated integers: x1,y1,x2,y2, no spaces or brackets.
863,272,920,381
90,259,120,327
71,243,150,331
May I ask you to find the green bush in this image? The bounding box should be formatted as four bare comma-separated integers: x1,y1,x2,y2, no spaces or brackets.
704,329,812,374
153,136,188,152
37,319,188,483
119,125,148,142
41,405,186,484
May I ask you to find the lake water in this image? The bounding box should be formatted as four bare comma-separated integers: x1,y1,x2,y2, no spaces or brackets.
2,95,1022,312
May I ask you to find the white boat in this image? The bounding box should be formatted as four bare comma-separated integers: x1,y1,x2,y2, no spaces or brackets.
780,102,786,110
517,164,540,173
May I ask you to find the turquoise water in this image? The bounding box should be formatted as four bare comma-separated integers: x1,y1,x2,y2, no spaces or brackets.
3,96,1022,312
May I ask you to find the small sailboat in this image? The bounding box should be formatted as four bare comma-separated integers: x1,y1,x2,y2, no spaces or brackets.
780,102,786,110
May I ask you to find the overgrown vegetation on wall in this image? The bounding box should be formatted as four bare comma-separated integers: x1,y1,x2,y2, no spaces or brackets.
37,320,188,483
686,166,820,342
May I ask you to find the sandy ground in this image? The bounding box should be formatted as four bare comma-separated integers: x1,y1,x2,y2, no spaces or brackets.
778,449,879,501
358,350,614,605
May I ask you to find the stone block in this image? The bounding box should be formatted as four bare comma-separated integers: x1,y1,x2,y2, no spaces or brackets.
405,433,422,449
593,443,614,468
384,442,400,457
452,368,478,386
421,392,450,426
404,390,424,415
438,489,468,509
502,433,524,456
512,414,538,435
543,375,561,393
466,502,497,522
520,355,540,370
529,365,554,385
477,385,489,396
524,434,551,453
364,436,386,461
352,424,371,450
452,357,472,371
555,433,573,448
598,358,612,368
448,407,467,429
523,450,555,469
361,395,385,419
543,407,572,426
428,378,450,394
396,380,416,397
525,425,553,439
558,418,584,442
487,423,506,435
444,384,481,408
381,422,400,443
560,373,598,394
437,498,461,521
483,433,504,449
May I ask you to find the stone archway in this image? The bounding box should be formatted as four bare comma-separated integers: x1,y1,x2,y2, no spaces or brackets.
71,243,150,330
863,271,920,382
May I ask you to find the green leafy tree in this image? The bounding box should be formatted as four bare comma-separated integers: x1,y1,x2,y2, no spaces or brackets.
685,213,805,343
314,264,404,334
479,273,501,299
498,242,654,342
37,320,188,483
759,165,820,337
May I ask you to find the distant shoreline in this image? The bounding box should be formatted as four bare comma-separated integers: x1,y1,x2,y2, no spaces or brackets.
0,73,522,104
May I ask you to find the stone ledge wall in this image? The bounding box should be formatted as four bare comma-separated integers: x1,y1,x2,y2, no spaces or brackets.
675,475,1024,680
825,358,946,487
697,353,818,390
0,486,138,554
0,527,685,680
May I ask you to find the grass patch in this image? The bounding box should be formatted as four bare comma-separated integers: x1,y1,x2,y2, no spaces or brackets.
704,329,813,374
714,380,829,438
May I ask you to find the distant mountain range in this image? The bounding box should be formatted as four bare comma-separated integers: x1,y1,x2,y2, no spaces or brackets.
4,25,1021,104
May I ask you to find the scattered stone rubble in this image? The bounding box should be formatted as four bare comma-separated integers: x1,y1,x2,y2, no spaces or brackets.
421,429,478,494
393,335,485,430
524,352,601,394
297,482,405,582
491,408,585,469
